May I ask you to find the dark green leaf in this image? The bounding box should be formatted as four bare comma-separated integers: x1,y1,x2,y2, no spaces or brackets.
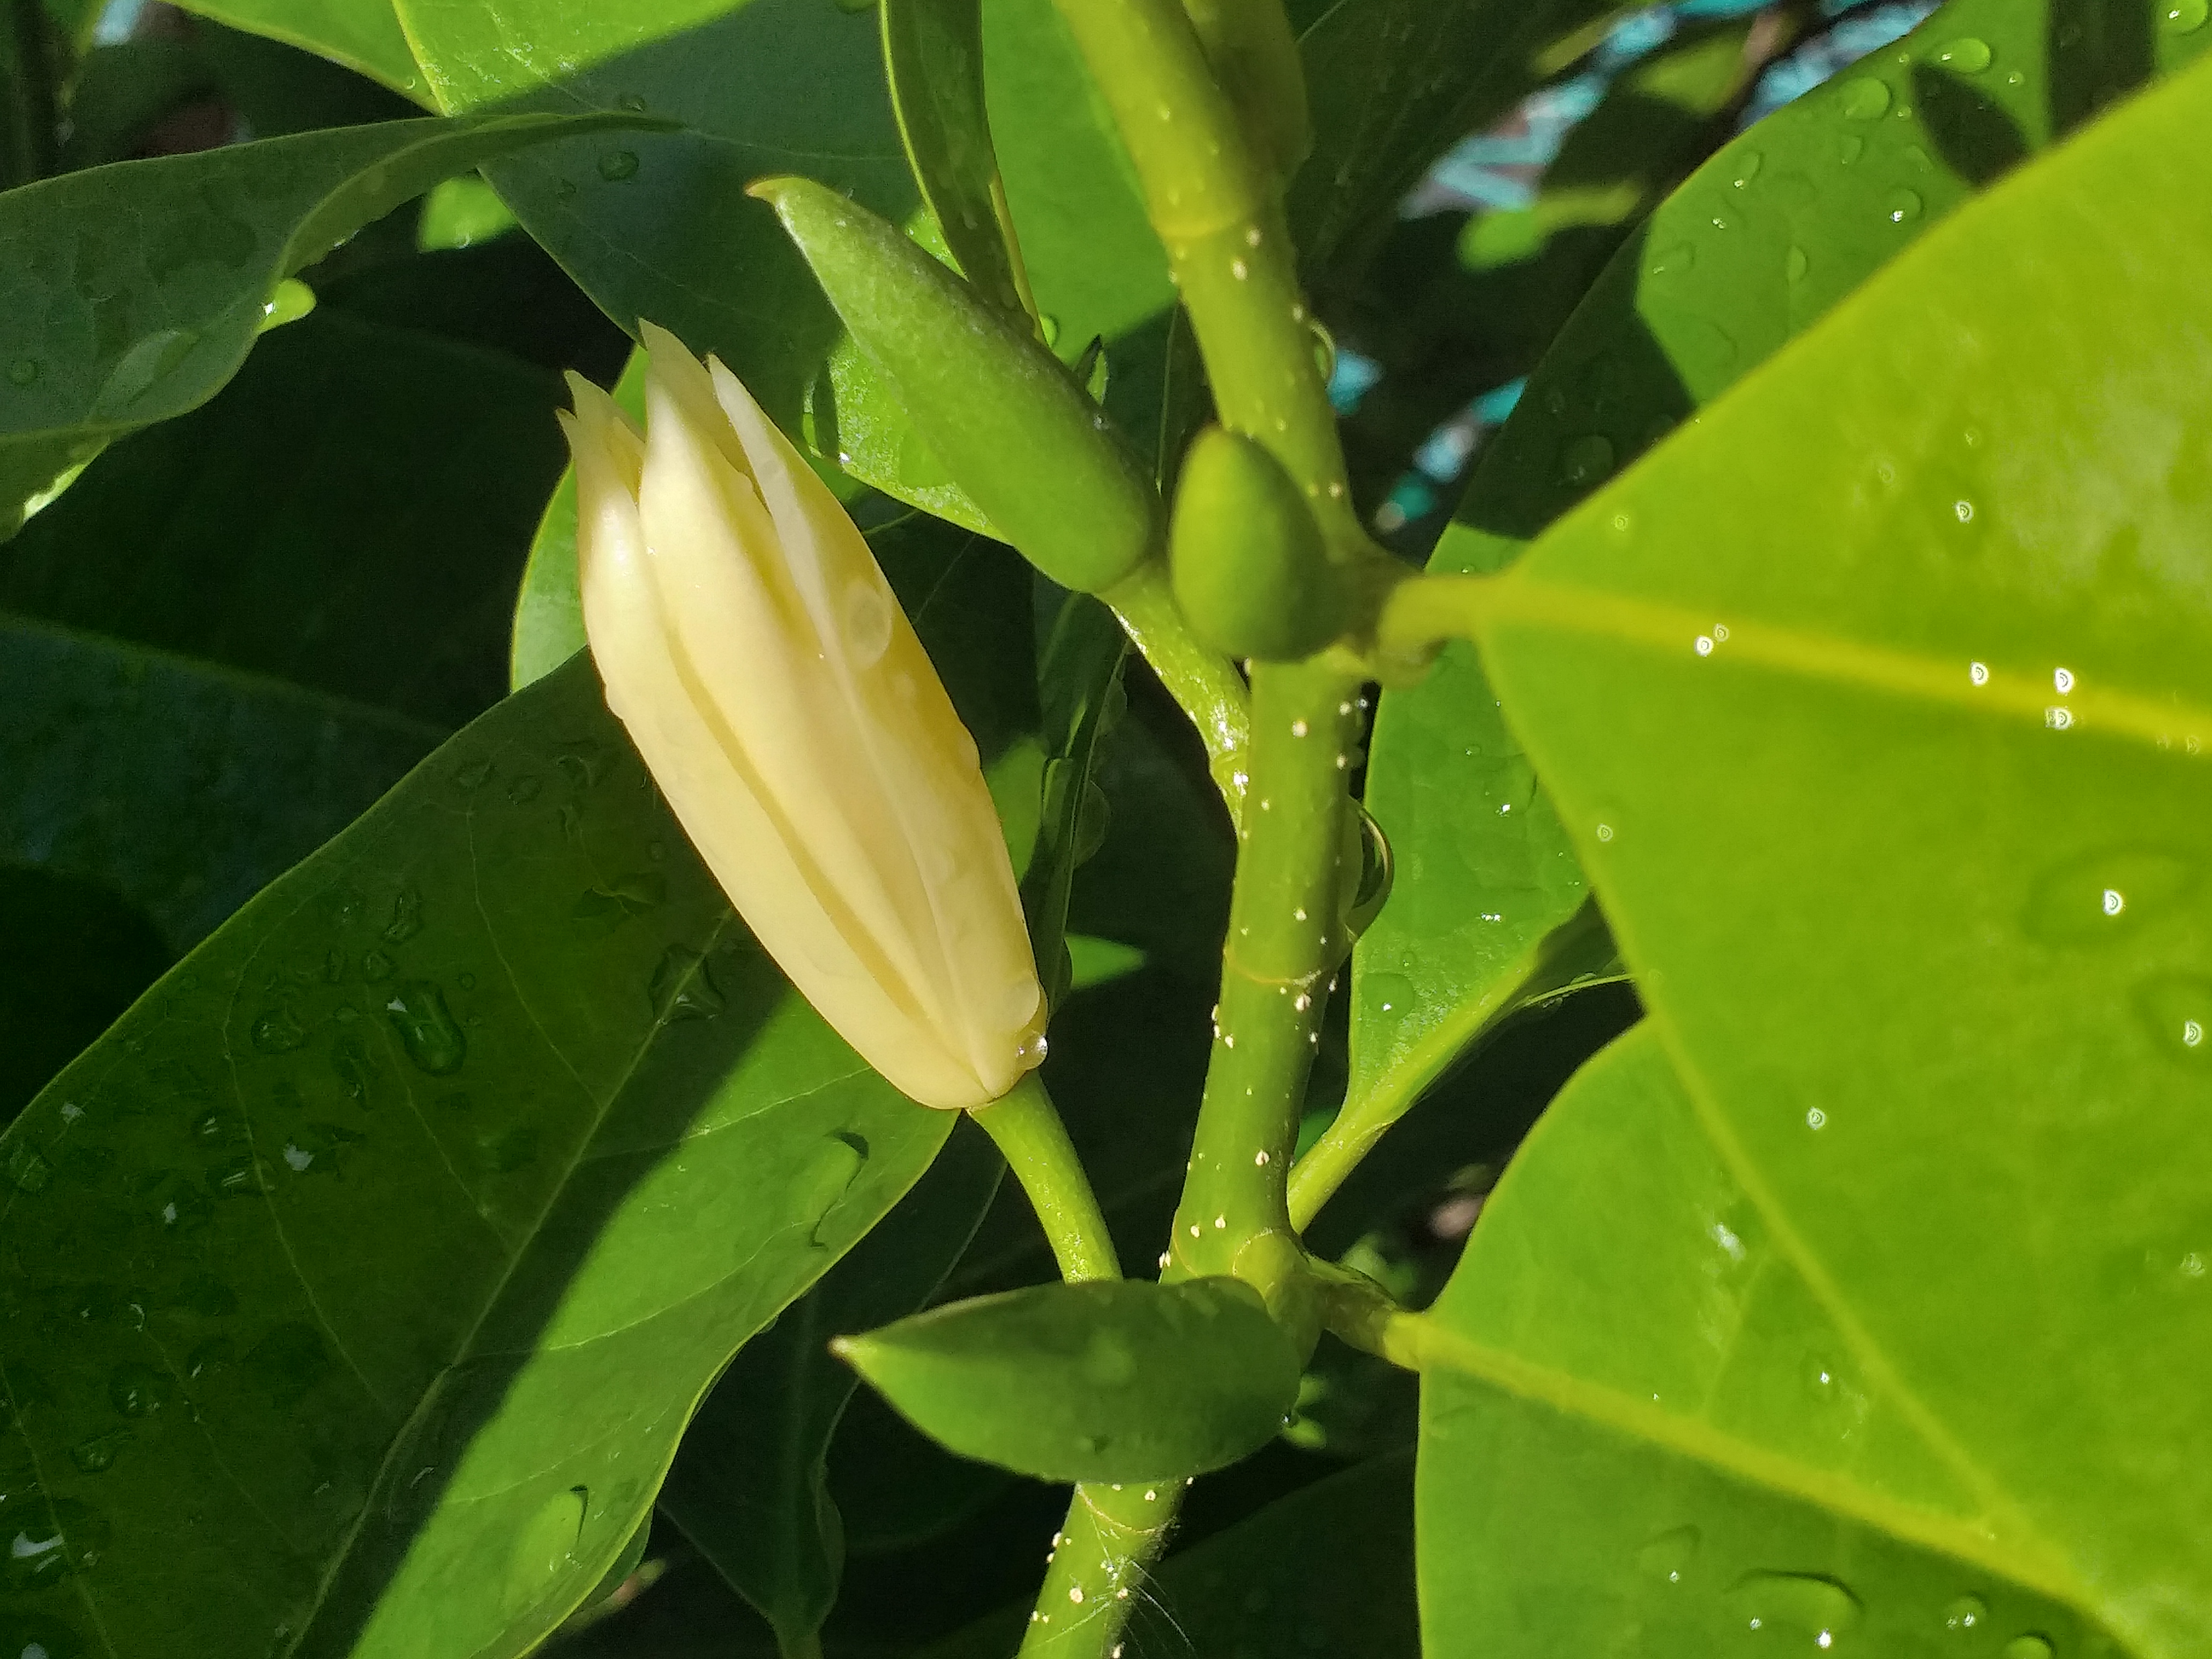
0,654,952,1659
883,0,1034,322
661,1119,1002,1651
1021,594,1128,1013
1427,50,2212,1649
0,611,443,951
839,1278,1301,1484
3,304,581,727
0,111,651,534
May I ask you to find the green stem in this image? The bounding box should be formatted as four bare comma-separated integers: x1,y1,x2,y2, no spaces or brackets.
969,1072,1120,1284
1103,562,1251,826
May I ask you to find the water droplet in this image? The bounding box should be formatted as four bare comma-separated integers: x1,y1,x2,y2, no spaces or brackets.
1840,77,1892,118
647,945,726,1022
250,1008,308,1055
794,1132,868,1243
1648,242,1695,276
596,151,639,182
257,279,316,333
453,759,492,791
68,1429,131,1474
2003,1638,2055,1659
1731,150,1762,187
1725,1571,1862,1646
1934,36,1992,72
2045,706,2074,730
8,358,38,386
1083,1330,1138,1387
2135,974,2212,1062
1954,499,1975,522
2,1498,109,1591
383,887,424,943
1943,1594,1987,1632
616,91,647,111
107,1363,173,1418
1636,1525,1699,1584
1694,635,1715,657
1886,189,1923,224
1785,245,1810,282
2024,848,2194,944
2053,667,2075,694
1557,434,1615,488
6,1144,53,1193
1969,661,1990,685
507,774,542,804
94,328,200,414
504,1485,589,1613
842,579,895,667
385,982,467,1075
1836,133,1865,166
2162,0,2208,32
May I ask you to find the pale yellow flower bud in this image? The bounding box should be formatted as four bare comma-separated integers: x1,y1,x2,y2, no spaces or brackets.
559,322,1046,1109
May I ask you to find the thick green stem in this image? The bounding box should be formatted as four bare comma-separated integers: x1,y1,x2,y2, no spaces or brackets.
1103,562,1251,826
1015,1477,1183,1657
969,1072,1120,1284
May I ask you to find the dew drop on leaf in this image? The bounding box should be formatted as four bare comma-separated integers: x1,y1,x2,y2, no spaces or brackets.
249,1008,307,1055
7,357,38,386
503,1485,588,1615
2023,849,2194,945
1839,76,1892,118
1724,1571,1862,1645
2162,0,2208,33
1556,434,1615,488
384,982,467,1076
2003,1638,2056,1659
1635,1524,1699,1585
1942,1593,1987,1632
596,151,639,182
794,1132,869,1243
1934,37,1992,72
2133,974,2212,1063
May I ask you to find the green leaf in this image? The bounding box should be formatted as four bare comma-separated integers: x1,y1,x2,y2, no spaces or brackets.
1335,0,2207,1221
1425,49,2212,1651
0,111,649,536
918,1450,1420,1659
659,1120,1004,1654
883,0,1035,323
0,654,952,1659
839,1278,1301,1483
0,611,443,951
1022,594,1129,1013
3,304,582,727
168,0,429,102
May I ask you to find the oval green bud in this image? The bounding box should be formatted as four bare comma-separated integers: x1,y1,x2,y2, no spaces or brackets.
1183,0,1312,186
751,175,1159,595
1170,425,1346,661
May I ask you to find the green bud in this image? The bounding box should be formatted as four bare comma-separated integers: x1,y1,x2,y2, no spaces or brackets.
1170,425,1346,661
1182,0,1311,185
751,175,1160,595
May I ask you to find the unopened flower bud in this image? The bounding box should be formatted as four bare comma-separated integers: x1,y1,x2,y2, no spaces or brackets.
560,322,1046,1108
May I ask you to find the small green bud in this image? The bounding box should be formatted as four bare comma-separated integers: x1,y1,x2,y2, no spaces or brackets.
751,175,1160,595
1182,0,1312,186
1170,425,1346,661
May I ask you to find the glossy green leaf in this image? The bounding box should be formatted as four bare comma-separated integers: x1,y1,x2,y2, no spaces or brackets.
883,0,1034,322
840,1278,1301,1483
1336,0,2204,1221
0,111,648,536
168,0,428,102
660,1121,1003,1653
0,612,443,951
4,304,582,727
1424,49,2212,1651
919,1450,1419,1659
0,653,955,1659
